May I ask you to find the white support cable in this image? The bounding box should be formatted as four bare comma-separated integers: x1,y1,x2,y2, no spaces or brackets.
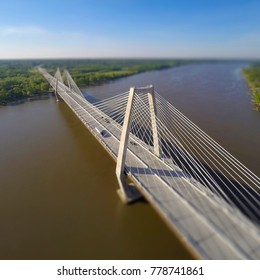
95,100,128,117
94,98,128,118
132,100,155,149
131,99,152,141
155,92,260,188
94,95,129,109
154,96,257,219
56,85,125,147
156,99,260,205
128,94,258,252
63,70,85,99
130,94,193,186
94,99,128,113
130,99,154,150
54,68,63,83
93,93,129,112
155,102,236,202
93,91,130,104
90,108,127,129
69,95,126,135
93,95,128,111
134,93,256,222
157,108,260,221
154,93,259,191
125,99,226,237
133,94,218,194
153,95,260,220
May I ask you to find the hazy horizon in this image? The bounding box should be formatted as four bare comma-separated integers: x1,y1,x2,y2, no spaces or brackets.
1,0,260,59
0,57,259,61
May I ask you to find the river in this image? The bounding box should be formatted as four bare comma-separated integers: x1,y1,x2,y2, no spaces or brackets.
0,62,259,259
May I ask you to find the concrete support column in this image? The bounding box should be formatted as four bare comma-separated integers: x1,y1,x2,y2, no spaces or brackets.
116,87,135,202
116,87,135,177
148,86,160,157
116,87,142,203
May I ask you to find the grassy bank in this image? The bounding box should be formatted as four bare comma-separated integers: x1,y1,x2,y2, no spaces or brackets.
243,64,260,110
0,59,190,104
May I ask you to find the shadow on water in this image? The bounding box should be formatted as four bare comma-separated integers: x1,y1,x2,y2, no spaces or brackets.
84,91,100,104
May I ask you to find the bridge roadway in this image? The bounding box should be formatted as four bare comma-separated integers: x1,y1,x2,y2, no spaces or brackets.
39,68,260,260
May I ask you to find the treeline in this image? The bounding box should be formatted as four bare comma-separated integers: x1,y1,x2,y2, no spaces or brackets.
243,63,260,110
40,59,191,86
0,59,191,104
0,60,49,104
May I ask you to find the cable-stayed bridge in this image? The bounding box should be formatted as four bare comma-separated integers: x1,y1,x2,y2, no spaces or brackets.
38,67,260,260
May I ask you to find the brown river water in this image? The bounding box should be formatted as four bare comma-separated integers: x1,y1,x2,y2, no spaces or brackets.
0,62,259,259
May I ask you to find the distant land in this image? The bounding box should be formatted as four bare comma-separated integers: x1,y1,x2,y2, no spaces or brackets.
0,59,193,105
243,63,260,110
1,59,260,110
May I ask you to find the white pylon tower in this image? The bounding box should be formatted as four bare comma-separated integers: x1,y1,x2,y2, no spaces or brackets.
54,68,63,102
116,85,160,203
54,77,59,102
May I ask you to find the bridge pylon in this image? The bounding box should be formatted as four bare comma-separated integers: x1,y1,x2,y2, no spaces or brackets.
116,85,160,203
147,85,160,157
54,68,64,102
54,78,60,102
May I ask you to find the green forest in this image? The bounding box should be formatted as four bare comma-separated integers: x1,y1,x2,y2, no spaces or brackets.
0,60,49,104
243,63,260,110
0,59,190,104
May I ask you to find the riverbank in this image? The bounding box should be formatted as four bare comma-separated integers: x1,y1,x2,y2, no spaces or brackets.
0,59,190,105
0,92,51,106
0,60,49,105
242,65,260,111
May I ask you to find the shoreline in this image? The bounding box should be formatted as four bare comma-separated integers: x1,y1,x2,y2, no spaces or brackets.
242,68,260,111
0,65,174,106
0,92,51,106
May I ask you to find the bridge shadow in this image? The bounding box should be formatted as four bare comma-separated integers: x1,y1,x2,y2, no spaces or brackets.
160,139,260,225
128,166,183,177
126,124,260,224
84,93,99,104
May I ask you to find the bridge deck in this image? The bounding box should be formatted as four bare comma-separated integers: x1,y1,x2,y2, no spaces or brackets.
39,68,260,260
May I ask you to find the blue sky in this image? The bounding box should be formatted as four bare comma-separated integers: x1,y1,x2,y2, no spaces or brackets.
0,0,260,59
